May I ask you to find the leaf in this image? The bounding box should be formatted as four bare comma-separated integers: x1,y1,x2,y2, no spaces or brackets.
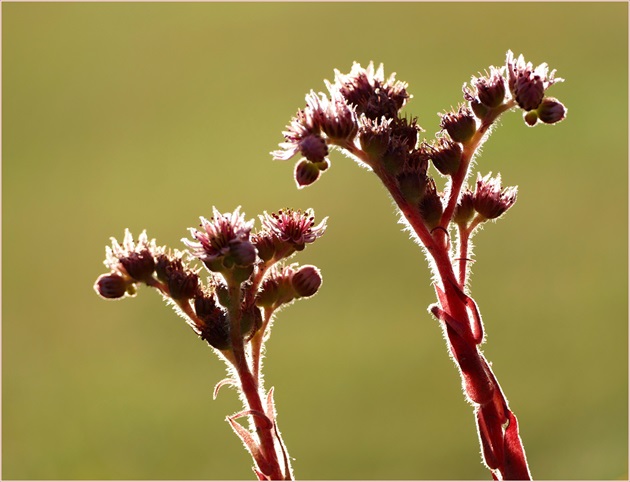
213,378,238,400
226,414,273,477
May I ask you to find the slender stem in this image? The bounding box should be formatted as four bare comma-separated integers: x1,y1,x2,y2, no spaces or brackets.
226,280,285,480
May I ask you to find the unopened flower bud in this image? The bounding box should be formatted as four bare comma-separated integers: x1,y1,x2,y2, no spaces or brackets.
94,273,131,299
514,73,545,111
119,250,155,282
429,139,462,176
469,98,489,119
253,233,277,262
523,110,539,127
359,117,391,159
473,172,517,220
397,171,428,204
536,97,566,124
419,179,444,230
168,270,200,301
474,69,506,108
240,305,263,341
292,265,322,298
228,239,257,267
453,190,475,226
299,133,328,163
294,159,321,189
195,294,231,350
440,107,477,143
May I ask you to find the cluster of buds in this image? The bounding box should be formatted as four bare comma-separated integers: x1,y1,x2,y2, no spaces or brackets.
274,51,566,233
94,207,326,353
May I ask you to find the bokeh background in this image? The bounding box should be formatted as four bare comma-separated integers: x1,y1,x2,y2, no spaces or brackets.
3,2,628,480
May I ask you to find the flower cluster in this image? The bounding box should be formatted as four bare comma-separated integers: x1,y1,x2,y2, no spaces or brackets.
273,51,565,234
94,207,326,352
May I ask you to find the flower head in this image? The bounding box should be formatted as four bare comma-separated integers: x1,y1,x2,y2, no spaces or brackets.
260,208,327,253
471,66,507,109
473,172,518,220
105,229,158,283
331,62,409,120
272,108,323,162
506,51,562,111
183,207,256,272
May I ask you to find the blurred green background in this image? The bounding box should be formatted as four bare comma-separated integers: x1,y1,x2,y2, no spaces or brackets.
3,2,627,480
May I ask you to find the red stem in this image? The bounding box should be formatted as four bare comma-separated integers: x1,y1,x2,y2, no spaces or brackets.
226,282,286,480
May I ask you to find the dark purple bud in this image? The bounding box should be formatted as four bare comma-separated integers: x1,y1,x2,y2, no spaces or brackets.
294,159,321,189
228,239,257,267
440,106,477,143
473,173,517,220
240,305,263,341
418,179,444,230
359,117,391,159
119,250,155,282
523,110,539,127
514,73,545,111
168,270,200,301
453,190,475,226
397,171,428,204
536,97,566,124
429,138,462,176
252,233,277,262
94,273,131,299
292,265,322,298
473,68,506,108
299,133,328,163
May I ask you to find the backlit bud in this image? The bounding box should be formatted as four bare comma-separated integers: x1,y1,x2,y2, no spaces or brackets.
292,265,322,298
523,110,539,127
536,97,566,124
94,273,132,300
419,179,444,230
453,190,475,226
428,138,462,176
440,106,477,143
294,159,321,188
168,270,200,301
473,173,517,220
299,133,328,163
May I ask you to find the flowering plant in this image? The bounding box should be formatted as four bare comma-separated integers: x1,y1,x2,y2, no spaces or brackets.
95,208,326,480
95,51,565,480
272,50,565,480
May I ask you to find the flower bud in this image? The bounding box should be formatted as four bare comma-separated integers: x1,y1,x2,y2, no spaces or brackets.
359,117,391,159
240,305,263,341
292,265,322,298
397,171,428,204
294,159,321,189
536,97,566,124
523,110,539,127
253,233,277,262
473,68,506,108
469,98,489,119
228,239,257,267
168,270,200,301
429,139,462,176
196,301,231,351
440,107,477,143
418,179,444,230
453,190,475,226
119,250,155,283
473,173,517,220
94,273,132,299
299,133,328,163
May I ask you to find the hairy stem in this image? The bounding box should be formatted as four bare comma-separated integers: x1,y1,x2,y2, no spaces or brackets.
226,281,286,480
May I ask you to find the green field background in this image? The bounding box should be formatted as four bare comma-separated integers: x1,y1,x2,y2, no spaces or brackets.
3,2,628,480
